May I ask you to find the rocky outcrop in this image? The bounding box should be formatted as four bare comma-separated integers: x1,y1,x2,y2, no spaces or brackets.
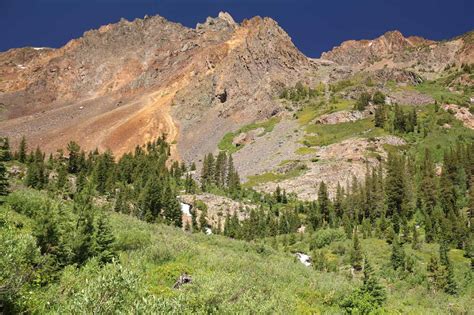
314,110,366,125
443,104,474,130
232,128,265,147
256,136,406,200
180,193,256,228
389,90,434,106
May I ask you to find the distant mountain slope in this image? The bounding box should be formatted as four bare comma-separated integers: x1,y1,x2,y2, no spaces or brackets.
0,12,315,160
321,30,474,75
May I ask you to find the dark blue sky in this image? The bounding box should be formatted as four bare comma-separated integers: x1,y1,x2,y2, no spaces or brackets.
1,0,473,57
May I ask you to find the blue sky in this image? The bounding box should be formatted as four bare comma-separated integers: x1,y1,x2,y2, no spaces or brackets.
1,0,473,57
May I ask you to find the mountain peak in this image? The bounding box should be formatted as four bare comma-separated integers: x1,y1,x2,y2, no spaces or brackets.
196,11,237,31
382,30,404,37
217,11,236,25
320,29,440,67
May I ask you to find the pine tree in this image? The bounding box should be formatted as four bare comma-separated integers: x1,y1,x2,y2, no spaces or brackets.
184,173,196,194
362,218,372,239
385,224,395,244
25,161,46,189
334,182,344,218
67,141,81,174
162,187,182,227
361,257,386,306
374,105,385,128
440,169,457,217
226,155,240,192
18,136,27,163
467,177,474,227
0,137,11,161
275,186,283,203
444,262,458,295
201,153,215,190
427,256,445,292
386,152,406,218
214,151,227,187
350,228,363,271
95,212,117,265
74,193,96,266
390,236,405,270
199,209,208,232
412,224,421,250
191,207,199,232
34,146,44,163
76,170,87,193
309,201,323,230
34,204,72,268
34,204,61,255
318,181,330,223
56,165,67,191
393,104,406,133
341,256,387,313
439,241,450,267
141,179,162,223
420,149,438,213
0,161,9,199
424,211,435,243
355,92,371,111
114,188,126,213
400,218,410,244
407,108,417,133
342,213,352,239
93,151,115,194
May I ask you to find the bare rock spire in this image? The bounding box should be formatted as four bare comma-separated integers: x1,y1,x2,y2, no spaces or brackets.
217,11,236,26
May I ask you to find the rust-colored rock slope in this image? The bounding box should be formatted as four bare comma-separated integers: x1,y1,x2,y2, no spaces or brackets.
0,12,315,160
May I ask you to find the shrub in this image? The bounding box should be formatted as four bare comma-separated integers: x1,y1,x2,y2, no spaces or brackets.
6,189,49,218
372,91,386,105
114,229,151,251
310,228,346,250
42,260,186,313
340,290,384,314
355,92,371,111
0,214,41,311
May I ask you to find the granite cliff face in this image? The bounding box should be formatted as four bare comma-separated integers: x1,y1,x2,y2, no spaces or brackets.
0,12,315,160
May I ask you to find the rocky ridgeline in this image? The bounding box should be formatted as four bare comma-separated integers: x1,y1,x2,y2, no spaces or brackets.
0,12,316,159
321,30,474,76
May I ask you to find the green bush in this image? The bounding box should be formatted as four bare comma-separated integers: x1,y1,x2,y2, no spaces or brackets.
373,91,386,105
114,228,152,251
6,189,49,218
39,260,186,313
340,290,385,314
0,213,41,311
310,228,346,250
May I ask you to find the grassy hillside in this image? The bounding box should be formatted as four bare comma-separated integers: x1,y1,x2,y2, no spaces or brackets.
2,189,472,314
